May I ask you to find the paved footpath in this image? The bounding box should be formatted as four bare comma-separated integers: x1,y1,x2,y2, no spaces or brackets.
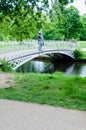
0,99,86,130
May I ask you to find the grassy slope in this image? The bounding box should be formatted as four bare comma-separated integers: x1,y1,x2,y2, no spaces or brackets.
0,72,86,111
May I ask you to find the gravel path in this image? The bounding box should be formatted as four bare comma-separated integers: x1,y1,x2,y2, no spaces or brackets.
0,99,86,130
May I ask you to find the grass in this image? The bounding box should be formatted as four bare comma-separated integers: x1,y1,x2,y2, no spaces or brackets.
0,40,86,110
77,41,86,49
81,53,86,60
74,49,86,60
0,72,86,111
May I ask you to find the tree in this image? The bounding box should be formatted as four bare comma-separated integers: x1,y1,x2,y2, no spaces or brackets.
63,6,82,40
0,0,49,15
0,0,49,41
0,0,16,14
80,14,86,40
44,0,76,40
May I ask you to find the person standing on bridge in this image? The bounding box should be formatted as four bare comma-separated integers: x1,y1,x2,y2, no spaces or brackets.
37,31,44,51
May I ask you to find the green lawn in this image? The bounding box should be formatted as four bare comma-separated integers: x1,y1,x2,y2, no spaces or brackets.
77,41,86,49
0,72,86,111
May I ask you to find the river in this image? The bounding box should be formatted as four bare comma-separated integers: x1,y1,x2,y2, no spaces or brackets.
16,60,86,77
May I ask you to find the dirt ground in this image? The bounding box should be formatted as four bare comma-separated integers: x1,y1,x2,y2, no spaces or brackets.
0,72,14,88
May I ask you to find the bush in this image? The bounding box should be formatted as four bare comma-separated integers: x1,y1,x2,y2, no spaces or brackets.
0,59,12,72
73,50,84,59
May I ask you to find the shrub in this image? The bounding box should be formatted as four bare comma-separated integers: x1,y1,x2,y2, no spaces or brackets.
73,50,84,59
0,59,12,72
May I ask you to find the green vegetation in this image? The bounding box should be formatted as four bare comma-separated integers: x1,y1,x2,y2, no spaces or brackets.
74,50,86,60
0,72,86,111
77,41,86,49
0,0,86,41
80,15,86,40
0,59,12,72
73,41,86,60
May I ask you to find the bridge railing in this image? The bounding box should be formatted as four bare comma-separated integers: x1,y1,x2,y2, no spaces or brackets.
0,43,29,54
43,40,77,51
0,40,77,54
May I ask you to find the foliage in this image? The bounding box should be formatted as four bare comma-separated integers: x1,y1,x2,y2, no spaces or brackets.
0,0,86,40
0,0,49,41
58,0,74,5
43,3,82,40
73,50,84,59
0,0,49,14
0,59,12,72
63,6,82,40
80,14,86,40
0,72,86,110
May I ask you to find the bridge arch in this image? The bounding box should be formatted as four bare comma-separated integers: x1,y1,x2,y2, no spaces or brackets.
0,40,77,70
8,50,74,70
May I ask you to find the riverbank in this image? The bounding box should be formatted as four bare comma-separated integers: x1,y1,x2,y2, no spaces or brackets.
0,72,86,111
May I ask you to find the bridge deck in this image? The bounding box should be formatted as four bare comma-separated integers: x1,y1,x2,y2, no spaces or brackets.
0,40,77,70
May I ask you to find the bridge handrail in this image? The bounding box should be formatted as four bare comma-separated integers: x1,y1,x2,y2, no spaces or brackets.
0,40,77,54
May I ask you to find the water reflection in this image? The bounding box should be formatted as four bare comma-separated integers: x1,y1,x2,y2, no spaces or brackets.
16,60,86,77
32,61,44,72
80,65,86,77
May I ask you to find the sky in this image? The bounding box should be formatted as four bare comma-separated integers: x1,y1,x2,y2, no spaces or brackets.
48,0,86,15
70,0,86,15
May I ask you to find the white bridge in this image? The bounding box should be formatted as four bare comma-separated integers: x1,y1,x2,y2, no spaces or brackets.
0,40,77,70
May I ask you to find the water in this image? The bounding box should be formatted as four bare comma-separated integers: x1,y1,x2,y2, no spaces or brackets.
16,60,86,77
